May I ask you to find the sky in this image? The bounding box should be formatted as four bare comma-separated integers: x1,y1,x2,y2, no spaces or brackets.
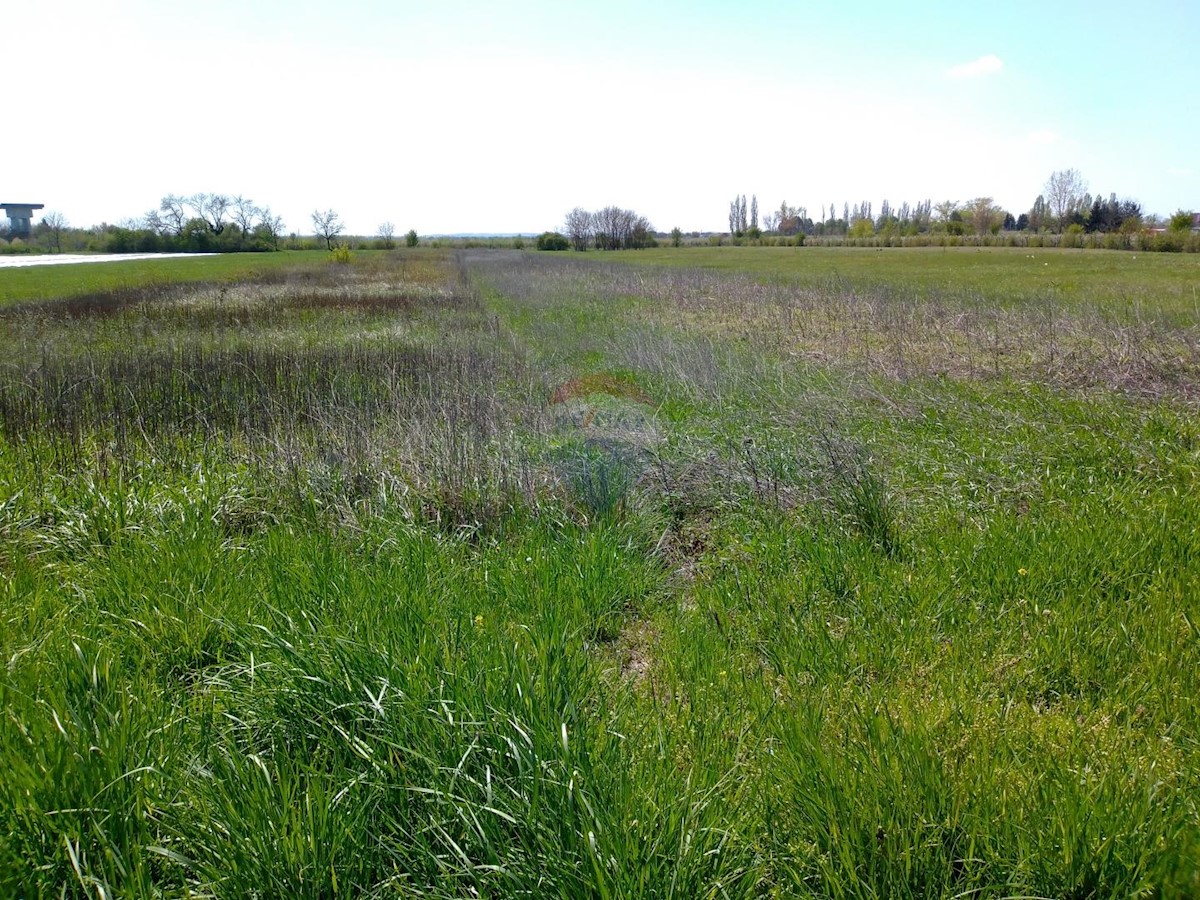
5,0,1198,235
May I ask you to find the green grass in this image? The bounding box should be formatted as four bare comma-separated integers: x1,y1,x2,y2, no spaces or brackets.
609,244,1200,312
0,250,332,305
1,248,1198,896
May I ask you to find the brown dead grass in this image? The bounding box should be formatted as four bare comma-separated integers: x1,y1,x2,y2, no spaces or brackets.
614,619,659,686
550,372,653,406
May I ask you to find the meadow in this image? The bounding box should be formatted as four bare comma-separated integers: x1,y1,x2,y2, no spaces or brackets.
612,245,1200,313
0,251,329,307
1,246,1197,897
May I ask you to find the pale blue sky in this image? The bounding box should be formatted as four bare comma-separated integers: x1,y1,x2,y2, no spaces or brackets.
6,0,1197,234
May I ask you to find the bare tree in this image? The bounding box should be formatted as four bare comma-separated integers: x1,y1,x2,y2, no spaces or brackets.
141,209,167,235
1044,169,1088,231
750,195,759,231
312,208,344,250
599,206,636,249
160,194,188,236
209,194,231,233
593,205,619,249
599,207,653,249
42,211,68,253
377,221,395,249
564,206,652,250
564,207,594,251
232,196,258,247
257,207,284,250
189,193,231,234
184,194,204,222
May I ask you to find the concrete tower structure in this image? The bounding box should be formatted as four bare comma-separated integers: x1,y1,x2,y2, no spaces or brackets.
2,202,45,236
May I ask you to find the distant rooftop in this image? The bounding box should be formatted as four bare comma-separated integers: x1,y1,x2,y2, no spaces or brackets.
1,202,45,209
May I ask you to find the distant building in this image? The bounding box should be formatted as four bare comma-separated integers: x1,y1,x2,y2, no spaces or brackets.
2,202,45,237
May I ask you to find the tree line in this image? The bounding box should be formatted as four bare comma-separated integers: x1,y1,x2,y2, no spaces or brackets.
562,206,656,251
2,195,428,256
12,193,293,255
136,193,287,251
722,170,1194,242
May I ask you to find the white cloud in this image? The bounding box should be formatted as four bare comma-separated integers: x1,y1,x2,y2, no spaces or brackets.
947,54,1004,79
1167,166,1194,177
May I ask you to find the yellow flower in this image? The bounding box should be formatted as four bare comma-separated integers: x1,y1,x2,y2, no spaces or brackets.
1018,567,1028,576
473,614,484,627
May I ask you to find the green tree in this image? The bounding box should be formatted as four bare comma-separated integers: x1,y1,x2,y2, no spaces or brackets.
848,218,874,238
1169,210,1195,232
966,197,1003,235
536,231,569,250
1027,194,1048,231
405,229,419,248
670,227,682,247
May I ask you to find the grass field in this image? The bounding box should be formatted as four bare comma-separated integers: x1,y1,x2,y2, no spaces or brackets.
1,247,1198,897
0,251,328,306
612,245,1200,313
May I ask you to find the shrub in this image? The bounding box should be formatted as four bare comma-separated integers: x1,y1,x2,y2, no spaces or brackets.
536,232,569,251
848,219,874,239
1147,231,1185,253
1168,210,1195,232
405,229,419,248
